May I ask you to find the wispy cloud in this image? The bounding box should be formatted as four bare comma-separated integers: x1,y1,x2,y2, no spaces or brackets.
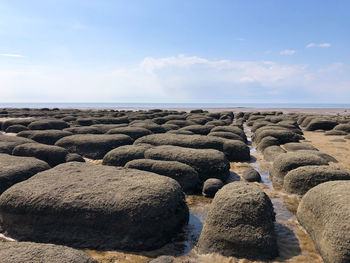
0,53,25,58
306,42,331,48
0,54,349,103
280,49,296,55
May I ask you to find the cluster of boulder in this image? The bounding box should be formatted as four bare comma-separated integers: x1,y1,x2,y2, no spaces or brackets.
1,108,350,262
248,111,350,263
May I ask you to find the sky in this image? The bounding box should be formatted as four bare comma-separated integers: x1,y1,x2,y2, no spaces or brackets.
0,0,349,103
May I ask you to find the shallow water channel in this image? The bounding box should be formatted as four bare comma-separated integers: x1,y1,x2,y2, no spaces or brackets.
86,128,324,263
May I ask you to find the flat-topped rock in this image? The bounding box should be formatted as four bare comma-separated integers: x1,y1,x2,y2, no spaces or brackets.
55,134,133,159
0,162,188,251
297,181,350,263
144,145,230,181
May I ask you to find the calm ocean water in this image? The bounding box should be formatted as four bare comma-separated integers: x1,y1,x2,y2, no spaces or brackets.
0,103,350,109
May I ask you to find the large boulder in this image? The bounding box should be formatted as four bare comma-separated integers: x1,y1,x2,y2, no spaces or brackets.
12,143,69,167
0,162,188,251
0,242,97,263
17,130,73,145
297,181,350,263
270,152,329,184
254,128,303,145
64,126,103,134
125,159,199,193
0,153,50,194
103,144,153,166
333,123,350,133
305,119,338,131
144,145,230,181
1,118,33,131
242,168,261,182
210,125,246,141
208,131,245,142
256,136,280,152
197,182,278,259
283,165,350,195
55,134,133,159
135,134,250,162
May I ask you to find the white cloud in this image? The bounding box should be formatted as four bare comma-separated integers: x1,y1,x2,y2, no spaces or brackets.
0,53,25,58
319,43,331,48
306,42,331,48
280,49,296,55
0,55,348,103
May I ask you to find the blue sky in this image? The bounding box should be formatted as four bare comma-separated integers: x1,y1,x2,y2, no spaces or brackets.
0,0,349,103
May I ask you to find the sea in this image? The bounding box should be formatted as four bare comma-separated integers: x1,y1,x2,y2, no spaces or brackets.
0,102,349,109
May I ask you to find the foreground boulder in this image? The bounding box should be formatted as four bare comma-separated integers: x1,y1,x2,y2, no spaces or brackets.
125,159,199,193
283,165,350,195
12,143,69,167
0,162,188,250
297,181,350,263
55,134,133,159
0,153,50,194
270,152,329,184
305,119,338,131
144,145,230,181
197,182,278,259
0,242,97,263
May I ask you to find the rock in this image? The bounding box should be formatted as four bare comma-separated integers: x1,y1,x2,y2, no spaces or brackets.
0,162,189,251
12,143,69,167
296,150,338,163
254,128,303,145
130,122,166,133
282,142,318,151
210,125,246,141
208,131,245,141
297,181,350,263
305,119,338,131
333,123,350,133
135,134,250,162
202,178,224,197
65,153,85,162
345,134,350,140
28,119,69,130
125,159,199,193
107,126,152,139
103,144,153,166
148,256,175,263
55,134,133,159
0,153,50,194
0,134,35,154
325,130,348,136
270,152,329,184
144,145,230,181
1,119,33,131
197,182,278,259
0,242,97,263
263,146,286,162
284,165,350,195
17,130,73,145
329,138,346,143
5,124,29,133
256,136,280,152
64,126,103,134
76,118,94,126
242,168,261,182
178,125,212,135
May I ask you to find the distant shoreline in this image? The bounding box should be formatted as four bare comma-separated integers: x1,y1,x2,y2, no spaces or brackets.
0,103,349,115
